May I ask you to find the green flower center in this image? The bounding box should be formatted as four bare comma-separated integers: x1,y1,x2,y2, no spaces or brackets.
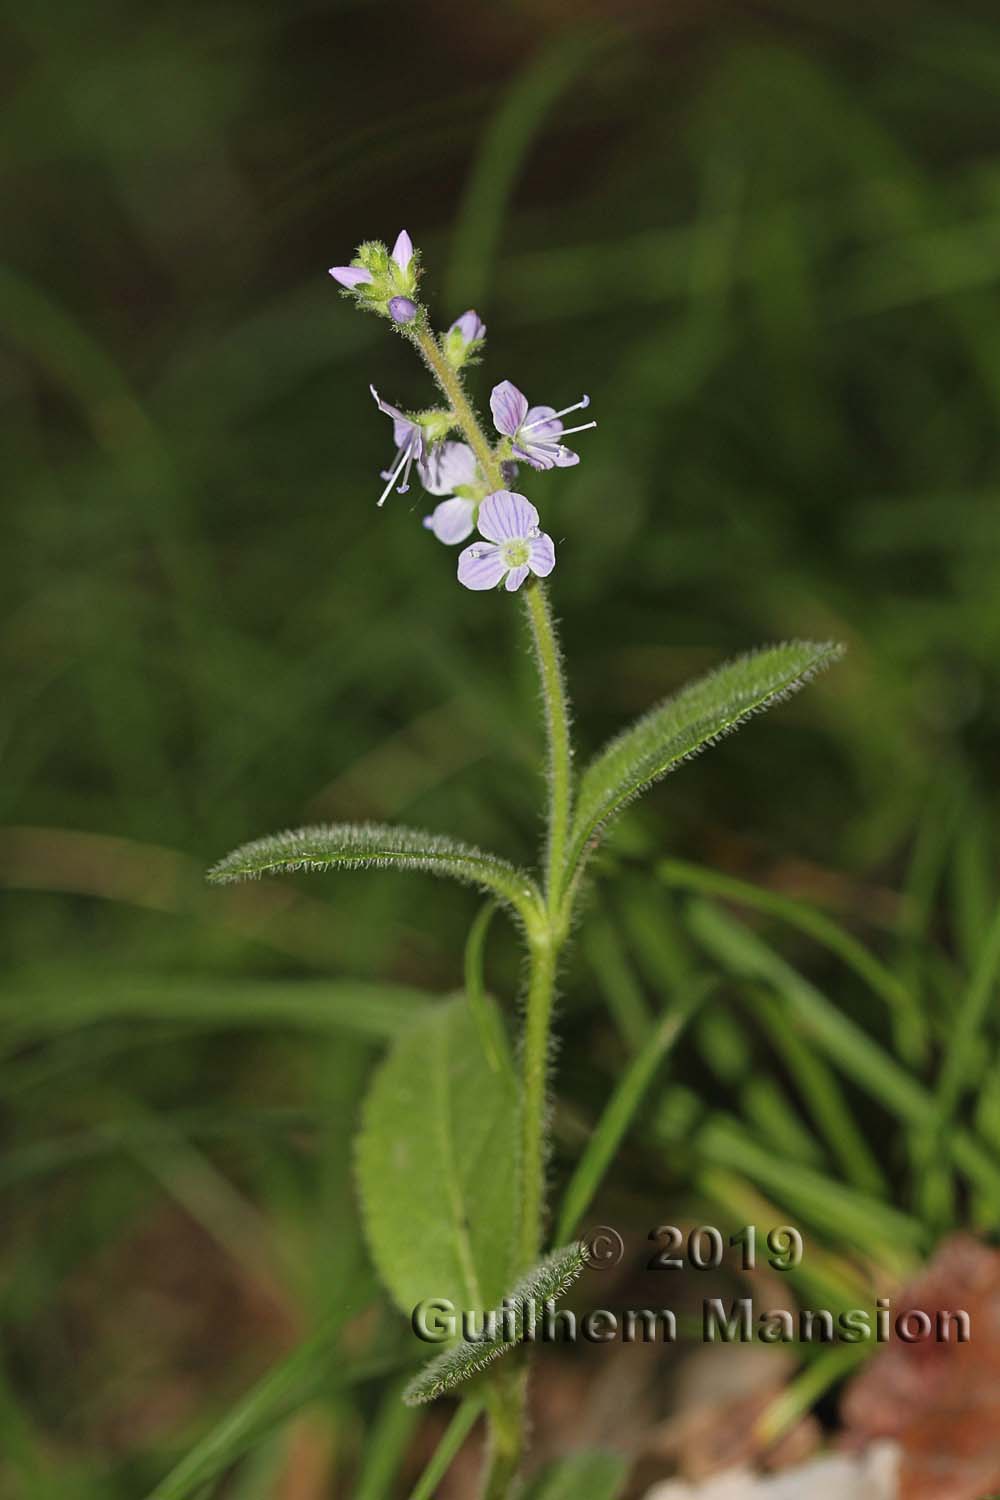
502,540,530,568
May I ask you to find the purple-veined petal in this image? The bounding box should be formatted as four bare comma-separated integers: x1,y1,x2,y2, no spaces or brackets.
490,380,529,437
511,441,551,471
504,564,530,592
527,532,556,577
523,404,562,440
370,384,406,422
419,441,479,497
370,385,422,454
391,229,414,271
513,438,580,470
329,265,373,288
458,542,506,591
388,296,417,324
477,490,539,544
450,309,486,344
427,497,476,544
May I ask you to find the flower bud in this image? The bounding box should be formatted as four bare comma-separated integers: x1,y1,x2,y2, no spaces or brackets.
389,296,418,325
444,309,486,368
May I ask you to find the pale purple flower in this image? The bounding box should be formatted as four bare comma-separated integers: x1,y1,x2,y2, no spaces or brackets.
419,442,481,544
457,492,555,592
490,380,596,470
370,385,425,506
451,309,485,344
391,229,414,272
389,296,417,324
329,264,373,289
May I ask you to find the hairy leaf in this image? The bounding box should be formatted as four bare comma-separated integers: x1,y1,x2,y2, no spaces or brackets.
208,822,542,923
565,641,843,888
522,1452,628,1500
403,1241,587,1405
356,996,520,1325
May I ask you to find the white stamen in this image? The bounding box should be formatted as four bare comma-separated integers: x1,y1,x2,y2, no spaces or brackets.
552,420,597,439
377,445,410,506
521,395,590,432
396,448,415,495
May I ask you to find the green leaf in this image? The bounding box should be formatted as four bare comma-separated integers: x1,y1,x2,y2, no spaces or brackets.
521,1451,628,1500
565,642,843,891
403,1242,587,1406
356,996,520,1322
208,822,543,925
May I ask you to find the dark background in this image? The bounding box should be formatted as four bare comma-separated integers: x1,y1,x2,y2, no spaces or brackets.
2,1,999,1494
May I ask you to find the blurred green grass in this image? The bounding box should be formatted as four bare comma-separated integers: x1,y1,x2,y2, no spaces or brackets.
2,0,1000,1493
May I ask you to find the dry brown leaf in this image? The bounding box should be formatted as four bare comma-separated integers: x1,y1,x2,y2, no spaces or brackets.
842,1235,1000,1500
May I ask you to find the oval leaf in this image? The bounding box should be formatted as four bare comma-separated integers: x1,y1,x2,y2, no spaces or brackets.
565,641,843,889
356,996,520,1325
208,821,542,923
403,1241,587,1405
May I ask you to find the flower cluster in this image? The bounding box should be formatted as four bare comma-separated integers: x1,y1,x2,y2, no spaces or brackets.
329,230,596,593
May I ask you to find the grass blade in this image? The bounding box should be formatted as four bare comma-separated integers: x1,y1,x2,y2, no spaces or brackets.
687,898,1000,1201
407,1399,483,1500
463,900,515,1082
354,1378,420,1500
553,980,711,1245
144,1336,408,1500
658,856,925,1058
0,968,431,1049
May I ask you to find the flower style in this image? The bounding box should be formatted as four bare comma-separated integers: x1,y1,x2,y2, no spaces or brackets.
490,380,595,470
370,385,425,506
419,442,484,543
457,492,555,592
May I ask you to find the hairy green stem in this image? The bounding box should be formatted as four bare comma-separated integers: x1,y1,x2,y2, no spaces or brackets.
408,314,575,1497
480,1369,526,1500
411,321,504,489
522,580,573,923
520,935,558,1267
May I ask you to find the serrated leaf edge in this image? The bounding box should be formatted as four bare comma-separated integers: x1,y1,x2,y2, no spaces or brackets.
207,821,542,924
566,641,844,884
402,1241,587,1405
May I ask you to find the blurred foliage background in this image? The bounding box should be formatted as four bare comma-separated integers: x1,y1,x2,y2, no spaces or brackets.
3,0,1000,1495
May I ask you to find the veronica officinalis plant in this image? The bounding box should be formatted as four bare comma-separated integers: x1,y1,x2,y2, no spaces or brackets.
208,229,843,1499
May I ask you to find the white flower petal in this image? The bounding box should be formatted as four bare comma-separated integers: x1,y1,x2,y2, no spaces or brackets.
458,542,505,591
477,491,539,544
